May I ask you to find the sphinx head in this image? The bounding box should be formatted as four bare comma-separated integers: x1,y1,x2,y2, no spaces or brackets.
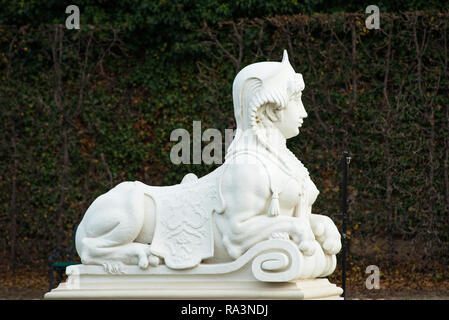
232,50,307,140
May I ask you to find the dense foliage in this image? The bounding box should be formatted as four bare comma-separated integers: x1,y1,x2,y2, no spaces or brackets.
1,2,448,273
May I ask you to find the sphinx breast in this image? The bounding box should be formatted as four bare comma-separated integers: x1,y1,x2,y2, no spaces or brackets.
304,177,319,205
276,173,319,215
277,175,303,214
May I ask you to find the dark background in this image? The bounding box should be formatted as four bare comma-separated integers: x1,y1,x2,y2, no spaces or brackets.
1,1,448,298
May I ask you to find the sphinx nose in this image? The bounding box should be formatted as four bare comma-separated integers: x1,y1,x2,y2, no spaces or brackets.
299,102,308,118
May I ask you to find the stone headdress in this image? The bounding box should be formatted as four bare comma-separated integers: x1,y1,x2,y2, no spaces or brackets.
226,50,305,155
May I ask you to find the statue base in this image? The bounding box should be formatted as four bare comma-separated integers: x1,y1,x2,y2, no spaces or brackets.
44,264,343,300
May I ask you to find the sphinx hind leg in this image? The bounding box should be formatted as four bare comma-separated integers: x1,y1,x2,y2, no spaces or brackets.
77,218,160,270
77,220,156,270
80,238,153,270
76,181,153,269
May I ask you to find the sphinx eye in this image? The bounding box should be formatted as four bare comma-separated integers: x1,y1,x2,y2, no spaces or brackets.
291,92,301,101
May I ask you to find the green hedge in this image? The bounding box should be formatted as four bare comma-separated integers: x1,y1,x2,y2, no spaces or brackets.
1,8,448,269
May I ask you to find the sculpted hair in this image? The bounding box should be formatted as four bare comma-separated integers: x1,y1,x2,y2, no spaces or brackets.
246,73,305,130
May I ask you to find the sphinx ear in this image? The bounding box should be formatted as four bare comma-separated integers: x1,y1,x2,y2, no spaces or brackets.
264,103,282,123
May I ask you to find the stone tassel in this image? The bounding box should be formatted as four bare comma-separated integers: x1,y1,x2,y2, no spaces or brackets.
268,189,280,217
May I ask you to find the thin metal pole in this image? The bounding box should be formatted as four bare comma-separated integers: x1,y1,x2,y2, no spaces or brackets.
341,151,349,299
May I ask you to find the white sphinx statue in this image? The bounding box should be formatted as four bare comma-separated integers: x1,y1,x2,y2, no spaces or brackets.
45,51,343,299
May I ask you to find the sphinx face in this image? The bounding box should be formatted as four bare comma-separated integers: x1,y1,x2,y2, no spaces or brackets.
275,91,308,139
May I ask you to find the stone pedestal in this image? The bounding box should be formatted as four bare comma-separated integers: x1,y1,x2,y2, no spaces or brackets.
45,263,342,300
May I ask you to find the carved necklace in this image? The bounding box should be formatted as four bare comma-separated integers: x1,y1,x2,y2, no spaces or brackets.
226,129,309,217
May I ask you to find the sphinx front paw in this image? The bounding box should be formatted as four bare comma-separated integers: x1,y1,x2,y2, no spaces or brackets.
310,214,341,255
290,223,316,256
322,237,341,255
298,240,316,256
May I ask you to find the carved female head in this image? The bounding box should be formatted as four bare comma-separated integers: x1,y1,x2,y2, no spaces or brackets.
257,77,308,139
227,51,307,155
